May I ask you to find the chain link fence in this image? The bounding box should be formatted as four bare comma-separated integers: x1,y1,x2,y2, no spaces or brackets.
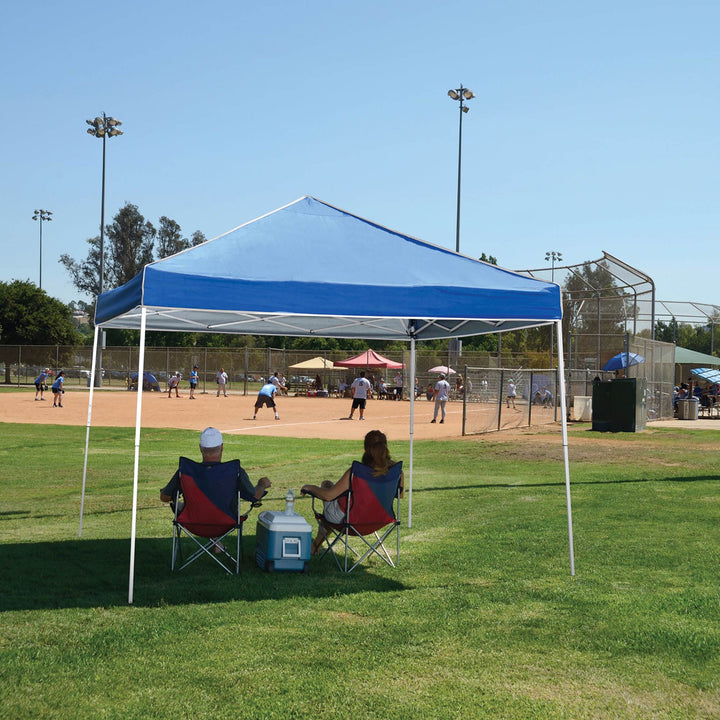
1,340,677,428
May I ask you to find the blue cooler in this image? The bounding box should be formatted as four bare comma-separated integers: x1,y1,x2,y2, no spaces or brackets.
255,491,312,572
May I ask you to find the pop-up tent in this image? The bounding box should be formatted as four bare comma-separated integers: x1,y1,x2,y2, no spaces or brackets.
334,349,403,370
288,357,337,371
84,196,573,602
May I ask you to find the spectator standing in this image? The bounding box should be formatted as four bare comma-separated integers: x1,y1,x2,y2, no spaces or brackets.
216,368,228,397
270,371,287,395
394,371,403,400
507,379,517,409
481,377,489,402
430,373,451,424
348,371,372,420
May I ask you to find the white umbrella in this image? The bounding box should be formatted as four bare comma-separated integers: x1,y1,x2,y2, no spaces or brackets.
428,365,456,374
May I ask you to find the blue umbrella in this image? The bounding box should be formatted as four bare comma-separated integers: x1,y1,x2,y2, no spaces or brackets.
691,367,720,384
602,352,644,372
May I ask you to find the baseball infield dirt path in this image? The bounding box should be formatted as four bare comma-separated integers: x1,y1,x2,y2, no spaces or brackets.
5,390,713,440
2,390,476,442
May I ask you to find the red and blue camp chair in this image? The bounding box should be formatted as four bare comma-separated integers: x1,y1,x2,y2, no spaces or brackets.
303,460,402,573
171,457,257,574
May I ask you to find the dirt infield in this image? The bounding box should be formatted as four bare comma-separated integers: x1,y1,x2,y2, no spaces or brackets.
5,389,712,441
1,390,480,442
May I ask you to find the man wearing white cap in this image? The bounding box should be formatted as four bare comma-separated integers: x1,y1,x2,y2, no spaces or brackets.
160,427,271,511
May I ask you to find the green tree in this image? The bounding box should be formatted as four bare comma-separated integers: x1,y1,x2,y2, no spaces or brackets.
105,204,156,286
191,230,207,246
0,281,78,381
0,281,77,345
156,216,190,259
60,235,103,298
61,205,207,342
60,203,155,298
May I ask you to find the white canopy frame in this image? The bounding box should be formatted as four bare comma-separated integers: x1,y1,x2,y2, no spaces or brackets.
80,317,574,604
79,196,575,603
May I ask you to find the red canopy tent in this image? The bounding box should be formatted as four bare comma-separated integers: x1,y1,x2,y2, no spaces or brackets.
334,349,404,370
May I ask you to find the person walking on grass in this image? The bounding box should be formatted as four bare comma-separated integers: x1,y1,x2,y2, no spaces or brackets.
51,371,65,408
348,371,372,420
216,367,228,397
253,381,280,420
431,372,451,424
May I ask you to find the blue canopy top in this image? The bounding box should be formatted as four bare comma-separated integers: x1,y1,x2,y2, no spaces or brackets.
691,367,720,384
95,196,562,341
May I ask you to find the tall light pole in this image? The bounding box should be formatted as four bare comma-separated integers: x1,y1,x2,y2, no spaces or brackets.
86,113,123,295
32,209,52,290
447,84,475,253
545,251,563,369
86,113,123,388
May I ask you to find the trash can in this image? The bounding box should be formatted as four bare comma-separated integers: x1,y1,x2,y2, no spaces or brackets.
574,396,592,422
677,398,699,421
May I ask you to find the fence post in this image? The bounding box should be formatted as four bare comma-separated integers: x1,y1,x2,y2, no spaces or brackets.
528,370,534,427
462,364,468,435
203,347,208,394
244,347,249,396
497,369,504,431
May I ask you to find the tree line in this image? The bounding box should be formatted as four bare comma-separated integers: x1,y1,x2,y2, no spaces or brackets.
0,204,716,362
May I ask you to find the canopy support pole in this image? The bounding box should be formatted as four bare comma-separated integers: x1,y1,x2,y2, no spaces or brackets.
556,319,575,576
79,324,100,537
128,307,147,604
407,337,416,528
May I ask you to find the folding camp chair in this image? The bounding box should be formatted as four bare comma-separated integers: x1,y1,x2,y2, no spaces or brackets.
304,460,402,573
171,457,256,574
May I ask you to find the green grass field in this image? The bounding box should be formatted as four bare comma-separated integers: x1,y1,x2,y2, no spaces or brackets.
1,423,718,719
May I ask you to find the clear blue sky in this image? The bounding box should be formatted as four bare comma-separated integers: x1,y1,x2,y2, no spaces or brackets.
2,1,718,310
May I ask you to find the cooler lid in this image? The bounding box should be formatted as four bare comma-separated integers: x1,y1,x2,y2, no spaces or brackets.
257,510,312,532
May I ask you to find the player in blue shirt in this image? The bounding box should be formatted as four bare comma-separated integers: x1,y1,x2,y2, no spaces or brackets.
51,372,65,408
253,382,279,420
189,365,199,399
34,368,52,401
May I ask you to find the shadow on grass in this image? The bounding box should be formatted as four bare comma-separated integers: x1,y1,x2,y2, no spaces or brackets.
412,473,720,492
0,537,408,611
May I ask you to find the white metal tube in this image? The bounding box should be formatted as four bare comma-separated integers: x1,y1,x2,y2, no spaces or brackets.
79,325,100,537
407,338,416,528
556,319,576,576
128,308,147,604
